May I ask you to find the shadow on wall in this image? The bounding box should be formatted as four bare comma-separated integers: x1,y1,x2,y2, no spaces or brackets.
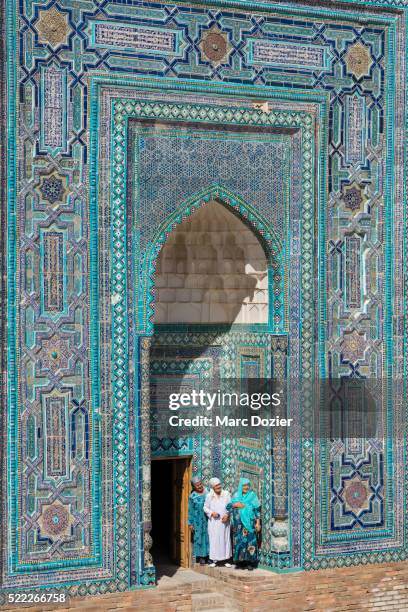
153,199,269,325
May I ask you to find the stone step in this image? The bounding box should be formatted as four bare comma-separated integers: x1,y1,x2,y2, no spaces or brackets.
158,571,213,594
192,590,230,611
190,579,213,594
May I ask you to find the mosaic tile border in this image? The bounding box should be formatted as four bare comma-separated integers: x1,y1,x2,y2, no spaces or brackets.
90,77,323,583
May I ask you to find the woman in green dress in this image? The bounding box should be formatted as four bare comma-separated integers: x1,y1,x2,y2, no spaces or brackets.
227,478,261,570
188,477,210,565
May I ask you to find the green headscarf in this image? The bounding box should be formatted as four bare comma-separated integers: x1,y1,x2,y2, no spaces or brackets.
231,478,260,532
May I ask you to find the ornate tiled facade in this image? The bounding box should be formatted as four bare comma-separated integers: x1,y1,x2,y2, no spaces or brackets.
1,0,407,601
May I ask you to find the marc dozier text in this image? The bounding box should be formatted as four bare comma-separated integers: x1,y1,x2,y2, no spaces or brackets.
167,389,293,428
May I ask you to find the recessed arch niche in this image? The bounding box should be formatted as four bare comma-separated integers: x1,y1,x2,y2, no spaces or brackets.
148,197,288,571
153,199,268,325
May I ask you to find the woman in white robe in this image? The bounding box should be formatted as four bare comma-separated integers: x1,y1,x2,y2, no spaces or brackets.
204,478,232,567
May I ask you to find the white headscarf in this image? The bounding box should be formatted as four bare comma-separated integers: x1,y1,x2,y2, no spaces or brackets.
208,477,229,499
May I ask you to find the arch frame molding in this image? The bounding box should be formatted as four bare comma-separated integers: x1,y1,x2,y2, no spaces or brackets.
90,76,326,587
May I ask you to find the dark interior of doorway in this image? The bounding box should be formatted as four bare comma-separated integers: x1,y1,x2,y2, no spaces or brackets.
151,459,174,564
151,455,192,570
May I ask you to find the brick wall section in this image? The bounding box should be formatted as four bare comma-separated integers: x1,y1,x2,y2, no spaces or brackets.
3,561,408,611
0,583,193,612
196,561,408,611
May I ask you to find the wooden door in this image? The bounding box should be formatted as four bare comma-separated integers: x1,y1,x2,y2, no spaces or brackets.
171,457,192,567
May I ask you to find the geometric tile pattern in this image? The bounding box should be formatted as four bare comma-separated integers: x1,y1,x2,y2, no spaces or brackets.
1,0,406,600
102,91,314,588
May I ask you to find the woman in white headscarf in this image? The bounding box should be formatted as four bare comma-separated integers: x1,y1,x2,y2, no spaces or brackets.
204,478,232,567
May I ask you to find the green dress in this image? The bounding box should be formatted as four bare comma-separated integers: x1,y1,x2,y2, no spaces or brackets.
227,478,261,563
188,488,210,558
227,505,260,563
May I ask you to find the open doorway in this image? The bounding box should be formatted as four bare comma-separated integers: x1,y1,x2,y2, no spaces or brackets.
151,456,192,568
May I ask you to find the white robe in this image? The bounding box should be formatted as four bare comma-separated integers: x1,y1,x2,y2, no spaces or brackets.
204,490,232,561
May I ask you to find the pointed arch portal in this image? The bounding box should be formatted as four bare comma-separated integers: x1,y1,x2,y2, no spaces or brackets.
138,185,289,573
119,101,315,587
